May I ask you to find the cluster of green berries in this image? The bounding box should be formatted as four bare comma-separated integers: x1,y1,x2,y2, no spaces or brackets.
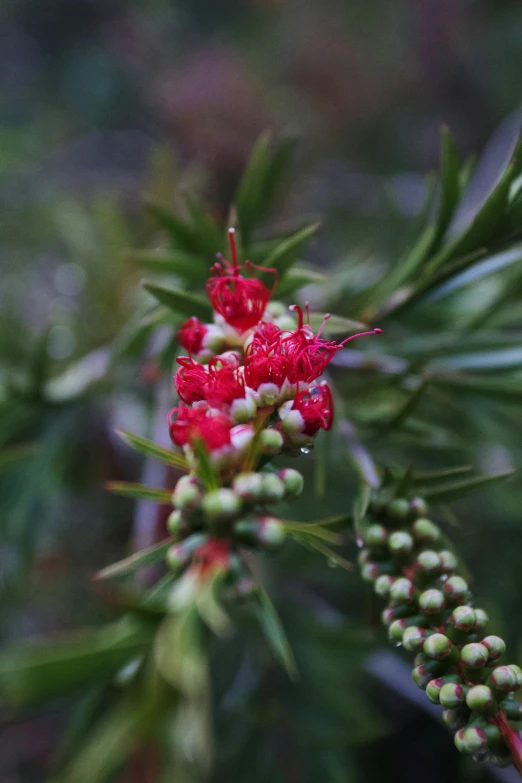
358,495,522,770
165,467,304,577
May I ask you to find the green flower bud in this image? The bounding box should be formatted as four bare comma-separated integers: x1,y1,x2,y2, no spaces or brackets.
374,574,395,597
259,473,286,503
388,531,414,555
403,626,427,653
234,517,286,550
167,509,189,539
409,497,428,517
442,708,466,730
457,727,488,755
388,619,408,644
357,548,371,567
418,588,446,614
438,550,458,573
364,524,388,547
259,428,284,455
172,475,202,510
277,468,304,499
461,643,489,669
482,635,506,661
389,577,415,606
424,633,452,661
361,562,379,582
230,394,257,423
166,533,207,572
426,677,444,703
387,498,410,519
490,665,519,692
443,576,468,601
412,518,440,543
508,664,522,688
202,488,243,524
232,472,264,503
466,685,494,712
381,607,395,626
474,608,489,632
412,664,432,690
450,605,476,632
439,682,465,708
499,698,522,720
416,550,441,574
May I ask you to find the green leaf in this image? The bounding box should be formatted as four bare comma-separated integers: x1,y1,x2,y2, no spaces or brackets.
353,482,371,542
105,482,172,504
431,374,522,402
130,249,209,282
261,223,319,277
379,381,429,434
254,588,298,679
143,282,212,320
412,465,473,484
422,471,514,504
94,539,172,581
276,267,327,297
0,442,38,471
308,313,368,336
191,438,220,491
146,201,202,253
0,618,153,705
116,429,187,470
292,534,353,571
283,521,340,544
436,126,462,239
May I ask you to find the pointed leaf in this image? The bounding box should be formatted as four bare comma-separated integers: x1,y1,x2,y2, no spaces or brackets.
422,471,514,504
130,249,209,282
261,223,319,277
432,374,522,402
116,429,187,470
143,282,212,320
293,534,353,571
146,201,201,253
105,482,172,504
276,267,327,297
94,539,172,581
254,588,298,679
436,126,461,238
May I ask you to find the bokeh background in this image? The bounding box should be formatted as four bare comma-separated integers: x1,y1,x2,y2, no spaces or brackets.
2,1,522,781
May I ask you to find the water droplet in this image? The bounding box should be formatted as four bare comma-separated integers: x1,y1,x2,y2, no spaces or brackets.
439,574,448,583
390,640,402,648
300,447,311,455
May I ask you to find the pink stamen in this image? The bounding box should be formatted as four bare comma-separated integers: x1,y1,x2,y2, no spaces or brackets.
289,304,304,330
305,301,310,325
339,328,383,348
316,313,331,338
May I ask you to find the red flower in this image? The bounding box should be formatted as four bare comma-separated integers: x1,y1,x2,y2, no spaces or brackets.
175,357,208,404
192,537,230,579
291,384,334,436
168,404,232,451
206,229,277,332
282,304,382,384
206,356,245,406
244,337,289,390
177,317,207,354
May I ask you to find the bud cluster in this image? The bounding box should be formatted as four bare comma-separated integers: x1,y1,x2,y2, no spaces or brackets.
358,494,522,771
165,229,381,586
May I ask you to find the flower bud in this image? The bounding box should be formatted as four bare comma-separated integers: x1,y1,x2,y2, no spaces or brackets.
438,550,458,573
277,468,304,499
230,394,257,424
166,533,207,572
357,548,371,567
418,588,445,614
259,473,286,503
364,524,388,547
412,518,439,543
424,633,453,661
389,578,415,606
443,576,468,602
508,664,522,688
474,608,489,631
412,664,432,689
416,550,441,575
499,698,522,720
490,665,519,692
450,605,476,632
232,472,264,503
442,708,466,730
202,488,242,522
387,498,410,519
374,575,395,597
482,635,506,661
381,607,395,626
167,509,190,540
439,682,465,708
234,516,286,550
388,619,408,644
456,727,488,755
361,562,379,582
260,428,284,455
461,643,489,669
172,475,202,510
403,626,427,653
466,685,494,712
426,677,444,703
388,531,414,556
230,424,255,454
409,497,428,517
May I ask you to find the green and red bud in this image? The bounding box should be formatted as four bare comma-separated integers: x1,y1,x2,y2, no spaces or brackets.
277,468,304,499
423,633,453,661
234,516,286,550
172,474,202,510
386,498,410,520
388,531,414,556
202,488,243,523
412,518,440,543
460,643,489,669
466,685,494,712
409,497,428,517
166,532,207,572
418,588,446,615
482,635,506,661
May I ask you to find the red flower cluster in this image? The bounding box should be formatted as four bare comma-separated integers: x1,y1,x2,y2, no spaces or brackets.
168,404,232,452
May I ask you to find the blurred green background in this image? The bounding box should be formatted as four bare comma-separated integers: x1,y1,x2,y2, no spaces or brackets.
2,1,522,781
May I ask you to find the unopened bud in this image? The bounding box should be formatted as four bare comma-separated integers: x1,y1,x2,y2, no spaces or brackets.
259,473,286,503
439,682,465,708
230,395,257,424
167,509,190,540
202,488,242,522
233,472,264,503
418,588,445,614
466,685,494,712
442,708,466,730
277,468,304,498
482,635,506,661
412,518,439,543
474,608,489,632
508,664,522,688
450,605,476,632
461,643,489,669
409,497,428,517
172,475,202,510
403,626,427,653
361,562,379,582
387,498,410,519
458,727,488,755
364,524,387,547
389,578,415,606
388,531,414,555
234,516,286,550
424,633,452,661
374,575,395,597
416,550,441,574
388,619,408,644
412,664,432,690
166,533,207,572
490,665,519,692
438,550,458,573
230,424,255,453
443,576,468,602
260,428,284,455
